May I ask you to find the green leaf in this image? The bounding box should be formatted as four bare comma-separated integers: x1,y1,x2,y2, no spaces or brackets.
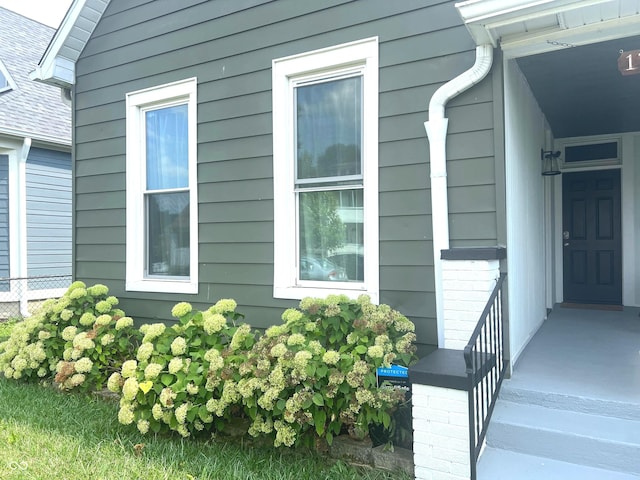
354,345,367,354
316,365,328,378
187,407,197,422
276,399,286,412
382,412,391,429
326,431,333,445
160,374,174,386
198,405,210,422
306,364,316,377
150,420,161,433
314,409,326,436
312,392,324,407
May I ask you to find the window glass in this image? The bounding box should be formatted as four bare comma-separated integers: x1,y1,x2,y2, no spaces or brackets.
147,192,190,277
298,189,363,282
296,76,362,181
146,104,189,190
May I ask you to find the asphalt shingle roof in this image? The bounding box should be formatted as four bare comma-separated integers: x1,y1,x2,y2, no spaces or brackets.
0,7,71,144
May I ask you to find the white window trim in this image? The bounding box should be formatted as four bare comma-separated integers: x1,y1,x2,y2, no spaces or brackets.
125,77,199,294
272,37,379,303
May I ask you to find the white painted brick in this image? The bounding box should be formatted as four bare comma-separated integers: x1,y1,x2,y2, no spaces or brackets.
444,309,481,321
450,461,471,478
444,319,475,331
444,289,492,302
442,279,478,291
449,412,469,427
431,422,469,441
421,386,467,401
433,446,470,465
413,418,432,434
428,432,469,452
415,465,434,480
472,279,498,291
416,406,450,424
445,299,488,313
416,456,454,474
432,471,468,480
412,384,434,397
413,440,433,457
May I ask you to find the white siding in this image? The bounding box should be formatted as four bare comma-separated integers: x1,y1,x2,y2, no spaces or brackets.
504,59,549,366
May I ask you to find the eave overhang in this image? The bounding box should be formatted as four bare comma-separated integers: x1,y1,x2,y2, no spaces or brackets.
30,0,110,88
455,0,640,58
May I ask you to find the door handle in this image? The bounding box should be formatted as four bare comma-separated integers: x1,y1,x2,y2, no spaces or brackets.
564,242,570,247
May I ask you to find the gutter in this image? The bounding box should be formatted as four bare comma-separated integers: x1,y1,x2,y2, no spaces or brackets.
424,44,493,347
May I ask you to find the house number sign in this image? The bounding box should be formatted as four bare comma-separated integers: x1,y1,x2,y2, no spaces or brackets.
618,49,640,76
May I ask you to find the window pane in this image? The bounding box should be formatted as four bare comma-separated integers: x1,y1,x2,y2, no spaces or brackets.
299,189,363,282
296,76,362,180
147,192,190,277
146,104,188,190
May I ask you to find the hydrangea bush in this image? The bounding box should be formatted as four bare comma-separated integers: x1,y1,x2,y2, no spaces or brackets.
108,299,257,438
239,294,416,447
0,281,140,391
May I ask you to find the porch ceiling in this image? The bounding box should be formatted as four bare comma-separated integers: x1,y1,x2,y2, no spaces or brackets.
517,34,640,138
456,0,640,138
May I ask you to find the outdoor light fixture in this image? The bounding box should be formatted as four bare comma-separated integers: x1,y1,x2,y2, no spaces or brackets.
541,149,561,176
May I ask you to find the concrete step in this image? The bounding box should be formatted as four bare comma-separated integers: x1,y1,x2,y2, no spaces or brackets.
499,384,640,421
486,399,640,475
477,447,640,480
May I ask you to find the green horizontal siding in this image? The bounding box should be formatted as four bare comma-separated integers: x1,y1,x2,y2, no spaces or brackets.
73,0,500,350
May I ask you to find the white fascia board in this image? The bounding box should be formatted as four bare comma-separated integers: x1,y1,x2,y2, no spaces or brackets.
501,12,640,58
455,0,615,45
456,0,610,24
0,127,72,147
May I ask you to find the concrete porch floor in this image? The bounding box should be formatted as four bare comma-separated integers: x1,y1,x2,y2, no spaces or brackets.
477,306,640,479
507,305,640,406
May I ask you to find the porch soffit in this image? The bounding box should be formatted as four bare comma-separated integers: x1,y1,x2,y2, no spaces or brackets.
456,0,640,58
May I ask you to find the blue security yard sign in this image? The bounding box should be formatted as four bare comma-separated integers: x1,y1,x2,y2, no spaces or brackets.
376,364,410,392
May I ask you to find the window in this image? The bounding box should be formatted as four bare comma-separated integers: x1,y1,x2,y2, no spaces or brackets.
0,59,15,93
125,78,198,294
272,38,379,302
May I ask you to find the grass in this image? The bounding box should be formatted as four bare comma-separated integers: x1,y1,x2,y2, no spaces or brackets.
0,378,411,480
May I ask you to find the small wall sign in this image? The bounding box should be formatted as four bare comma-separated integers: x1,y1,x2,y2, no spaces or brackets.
376,364,410,390
618,49,640,76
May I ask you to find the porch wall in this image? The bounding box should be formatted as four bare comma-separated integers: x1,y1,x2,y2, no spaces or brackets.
503,59,548,366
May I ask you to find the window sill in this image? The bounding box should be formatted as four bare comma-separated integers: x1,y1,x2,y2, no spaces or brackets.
274,285,378,304
126,279,198,295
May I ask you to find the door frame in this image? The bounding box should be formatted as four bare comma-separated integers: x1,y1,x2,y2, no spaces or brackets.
553,133,637,307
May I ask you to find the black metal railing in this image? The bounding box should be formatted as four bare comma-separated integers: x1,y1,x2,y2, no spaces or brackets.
0,275,72,319
464,273,508,480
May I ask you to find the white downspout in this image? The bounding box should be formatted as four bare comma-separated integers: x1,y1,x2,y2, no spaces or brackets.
425,44,493,347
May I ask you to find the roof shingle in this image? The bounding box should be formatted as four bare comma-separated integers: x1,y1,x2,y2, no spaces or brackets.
0,7,71,144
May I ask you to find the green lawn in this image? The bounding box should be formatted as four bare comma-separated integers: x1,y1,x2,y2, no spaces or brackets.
0,378,410,480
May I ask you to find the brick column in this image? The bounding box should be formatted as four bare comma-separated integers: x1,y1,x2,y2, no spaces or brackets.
441,248,506,350
409,350,472,480
413,384,470,479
